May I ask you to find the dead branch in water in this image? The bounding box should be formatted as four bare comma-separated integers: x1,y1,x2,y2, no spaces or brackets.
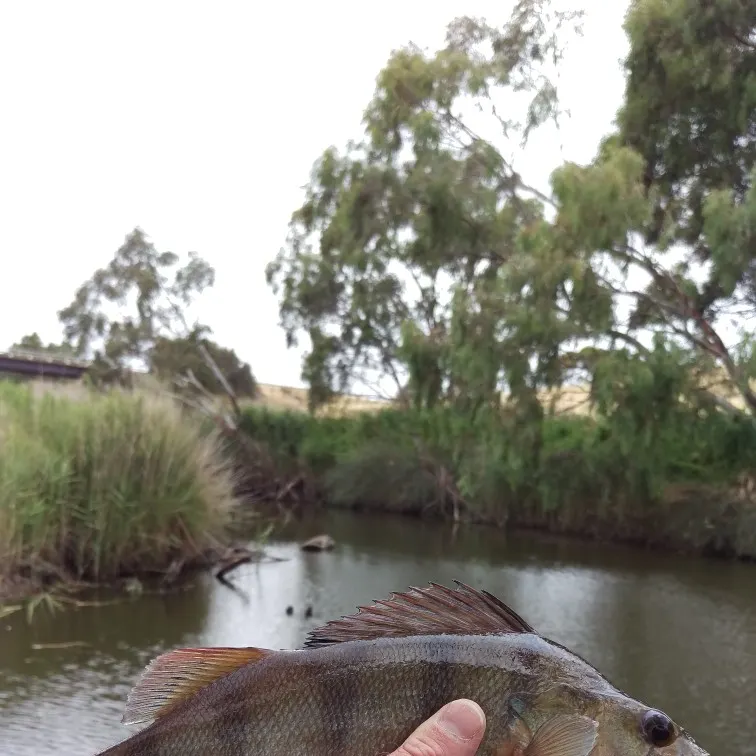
214,554,254,583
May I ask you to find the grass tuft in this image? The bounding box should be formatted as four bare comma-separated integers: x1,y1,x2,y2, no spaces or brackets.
0,381,239,586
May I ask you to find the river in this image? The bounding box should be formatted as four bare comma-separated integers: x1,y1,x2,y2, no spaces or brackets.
0,510,754,756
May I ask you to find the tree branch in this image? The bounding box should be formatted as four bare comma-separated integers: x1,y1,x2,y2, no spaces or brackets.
605,329,651,355
443,111,557,209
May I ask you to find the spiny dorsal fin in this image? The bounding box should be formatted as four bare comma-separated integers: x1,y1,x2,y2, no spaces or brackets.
122,646,274,725
304,581,535,648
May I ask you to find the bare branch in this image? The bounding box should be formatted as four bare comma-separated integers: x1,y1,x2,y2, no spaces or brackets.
605,329,651,355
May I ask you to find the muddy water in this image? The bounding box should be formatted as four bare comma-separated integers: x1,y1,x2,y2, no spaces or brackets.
0,510,754,755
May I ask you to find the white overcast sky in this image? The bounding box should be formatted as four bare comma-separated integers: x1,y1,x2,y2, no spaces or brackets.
0,0,629,389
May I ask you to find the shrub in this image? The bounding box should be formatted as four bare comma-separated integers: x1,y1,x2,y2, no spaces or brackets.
239,400,756,557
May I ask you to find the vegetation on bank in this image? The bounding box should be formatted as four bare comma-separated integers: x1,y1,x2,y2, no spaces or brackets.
240,400,756,560
0,381,240,600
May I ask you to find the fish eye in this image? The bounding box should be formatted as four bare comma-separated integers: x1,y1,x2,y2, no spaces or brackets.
641,709,677,748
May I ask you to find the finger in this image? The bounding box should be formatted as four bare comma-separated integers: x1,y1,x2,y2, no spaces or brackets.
391,699,486,756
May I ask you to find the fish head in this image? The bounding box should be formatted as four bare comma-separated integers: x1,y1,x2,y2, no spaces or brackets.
592,697,711,756
504,690,708,756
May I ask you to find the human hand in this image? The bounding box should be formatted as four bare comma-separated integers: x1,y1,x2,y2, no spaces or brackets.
389,699,486,756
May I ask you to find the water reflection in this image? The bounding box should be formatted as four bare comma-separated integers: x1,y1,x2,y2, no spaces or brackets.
0,581,212,754
0,510,753,755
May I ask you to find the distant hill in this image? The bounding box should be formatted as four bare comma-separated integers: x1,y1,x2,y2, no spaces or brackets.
250,383,392,415
251,368,754,418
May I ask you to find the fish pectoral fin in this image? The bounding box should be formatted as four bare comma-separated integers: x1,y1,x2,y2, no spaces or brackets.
523,715,598,756
122,646,275,726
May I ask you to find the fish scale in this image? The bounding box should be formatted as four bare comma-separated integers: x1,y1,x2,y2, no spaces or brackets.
94,582,712,756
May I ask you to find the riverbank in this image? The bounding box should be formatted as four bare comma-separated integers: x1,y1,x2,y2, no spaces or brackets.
239,404,756,561
0,381,243,603
3,380,755,607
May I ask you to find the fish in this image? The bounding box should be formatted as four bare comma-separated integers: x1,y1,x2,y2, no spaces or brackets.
94,581,711,756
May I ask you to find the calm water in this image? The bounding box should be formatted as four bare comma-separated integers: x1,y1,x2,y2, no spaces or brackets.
0,510,754,756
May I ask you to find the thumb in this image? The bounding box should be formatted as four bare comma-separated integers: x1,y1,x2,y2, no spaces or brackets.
391,700,486,756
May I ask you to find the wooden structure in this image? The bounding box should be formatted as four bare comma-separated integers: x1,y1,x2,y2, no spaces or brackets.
0,349,90,381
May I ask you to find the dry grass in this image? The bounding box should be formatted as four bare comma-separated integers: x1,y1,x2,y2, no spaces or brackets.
248,366,756,419
250,381,595,417
250,383,392,416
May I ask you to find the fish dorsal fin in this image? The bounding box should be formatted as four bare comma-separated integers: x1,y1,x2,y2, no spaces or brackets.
122,646,274,725
524,715,598,756
304,581,535,648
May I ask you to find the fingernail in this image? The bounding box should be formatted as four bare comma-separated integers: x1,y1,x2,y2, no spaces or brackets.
438,700,485,741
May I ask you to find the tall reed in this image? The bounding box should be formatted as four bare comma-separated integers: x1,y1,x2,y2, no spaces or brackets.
0,381,238,584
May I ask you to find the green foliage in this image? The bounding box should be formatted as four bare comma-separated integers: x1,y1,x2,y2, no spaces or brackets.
551,146,651,251
0,381,238,583
620,0,755,255
267,3,584,408
14,227,257,396
268,0,756,427
240,398,756,556
611,0,756,408
59,227,215,367
324,441,444,514
149,335,257,398
8,333,77,359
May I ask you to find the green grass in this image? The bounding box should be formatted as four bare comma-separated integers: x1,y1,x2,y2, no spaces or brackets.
239,403,756,559
0,381,239,586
